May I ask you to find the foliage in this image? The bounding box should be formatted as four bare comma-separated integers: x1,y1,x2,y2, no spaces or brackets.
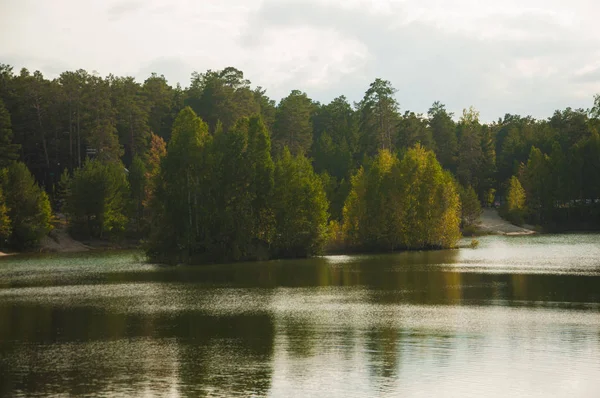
0,162,52,249
147,108,325,263
357,78,400,155
65,159,129,239
459,184,482,228
502,176,527,225
128,156,147,235
143,133,167,208
272,90,315,156
0,186,11,245
272,147,329,257
343,145,461,251
428,102,456,170
0,99,20,168
4,61,600,255
146,107,211,262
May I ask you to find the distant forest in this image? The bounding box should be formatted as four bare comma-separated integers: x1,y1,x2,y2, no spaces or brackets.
1,64,599,261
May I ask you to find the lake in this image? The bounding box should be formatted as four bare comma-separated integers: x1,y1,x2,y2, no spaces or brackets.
1,234,599,397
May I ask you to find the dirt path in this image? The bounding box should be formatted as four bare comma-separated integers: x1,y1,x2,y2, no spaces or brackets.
40,215,91,252
477,208,536,236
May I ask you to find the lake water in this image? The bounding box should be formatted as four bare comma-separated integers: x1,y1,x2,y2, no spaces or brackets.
1,234,599,397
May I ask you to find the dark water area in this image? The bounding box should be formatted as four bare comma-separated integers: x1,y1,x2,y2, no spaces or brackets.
1,234,599,397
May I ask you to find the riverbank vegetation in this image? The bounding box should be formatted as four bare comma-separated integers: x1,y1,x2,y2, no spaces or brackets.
1,64,600,260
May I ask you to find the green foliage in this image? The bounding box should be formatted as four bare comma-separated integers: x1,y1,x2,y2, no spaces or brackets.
55,168,71,212
148,108,274,263
0,186,11,245
109,75,150,163
208,115,274,261
143,73,176,141
65,159,129,239
128,156,147,235
522,147,551,224
147,107,211,261
502,176,527,225
1,162,52,249
456,107,483,191
0,99,20,168
186,67,260,133
5,61,600,253
459,184,482,228
428,102,456,170
397,111,435,151
272,148,329,257
358,78,400,155
272,90,315,156
143,133,167,208
343,145,461,251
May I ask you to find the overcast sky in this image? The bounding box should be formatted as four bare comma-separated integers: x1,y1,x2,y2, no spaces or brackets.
2,0,600,120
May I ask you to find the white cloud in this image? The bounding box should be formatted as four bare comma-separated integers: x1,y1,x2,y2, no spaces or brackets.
2,0,600,119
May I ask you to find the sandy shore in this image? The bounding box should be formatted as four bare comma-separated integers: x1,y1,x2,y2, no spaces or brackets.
477,208,536,236
40,226,91,252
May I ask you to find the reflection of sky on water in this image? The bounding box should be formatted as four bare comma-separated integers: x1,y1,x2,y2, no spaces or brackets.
1,235,600,397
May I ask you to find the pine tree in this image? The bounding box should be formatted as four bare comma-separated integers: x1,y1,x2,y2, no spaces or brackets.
272,148,329,257
147,107,211,262
0,99,20,168
272,90,315,156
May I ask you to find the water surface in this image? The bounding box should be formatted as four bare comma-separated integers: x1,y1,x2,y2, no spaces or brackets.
1,234,599,397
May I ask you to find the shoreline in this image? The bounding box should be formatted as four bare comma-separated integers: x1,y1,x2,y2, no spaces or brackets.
0,209,577,259
476,208,536,236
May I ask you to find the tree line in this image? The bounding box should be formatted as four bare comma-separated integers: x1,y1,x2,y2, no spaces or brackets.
1,63,599,259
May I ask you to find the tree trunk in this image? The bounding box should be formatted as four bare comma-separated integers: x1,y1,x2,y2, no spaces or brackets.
77,103,81,168
69,99,73,170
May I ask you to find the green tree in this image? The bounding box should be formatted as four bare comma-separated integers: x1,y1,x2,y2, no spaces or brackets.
143,73,175,141
503,176,526,225
186,67,259,133
128,156,147,235
272,90,315,156
210,117,257,260
0,99,20,168
253,86,277,133
357,79,400,155
247,116,276,247
312,95,360,168
396,111,435,151
428,102,457,170
395,145,461,249
59,69,89,168
84,75,122,164
0,186,11,245
459,184,482,229
272,148,329,257
456,107,484,195
143,133,167,208
522,146,552,224
343,145,461,251
147,107,212,262
342,149,398,249
109,76,150,164
65,159,129,239
1,162,52,249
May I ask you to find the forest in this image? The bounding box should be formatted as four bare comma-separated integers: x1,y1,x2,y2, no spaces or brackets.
1,63,600,262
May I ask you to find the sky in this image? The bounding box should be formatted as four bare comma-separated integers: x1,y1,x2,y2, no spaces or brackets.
2,0,600,121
